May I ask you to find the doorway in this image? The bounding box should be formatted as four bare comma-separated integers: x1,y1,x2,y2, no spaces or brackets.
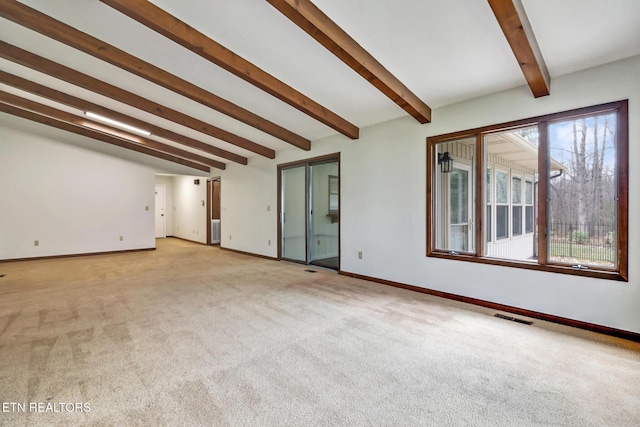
206,178,221,245
278,155,340,270
448,164,473,252
155,184,166,238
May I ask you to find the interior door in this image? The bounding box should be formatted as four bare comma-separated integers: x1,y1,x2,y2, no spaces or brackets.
448,165,473,252
155,184,166,238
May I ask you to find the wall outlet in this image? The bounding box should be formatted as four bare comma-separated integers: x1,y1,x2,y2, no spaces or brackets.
34,240,39,246
268,239,271,246
229,235,232,240
317,239,321,245
145,206,149,211
358,251,363,259
119,236,124,241
267,205,271,211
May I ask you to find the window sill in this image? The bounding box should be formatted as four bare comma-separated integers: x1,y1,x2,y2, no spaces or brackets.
427,251,627,282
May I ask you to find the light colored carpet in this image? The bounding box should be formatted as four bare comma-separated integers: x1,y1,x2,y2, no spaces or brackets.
0,238,638,426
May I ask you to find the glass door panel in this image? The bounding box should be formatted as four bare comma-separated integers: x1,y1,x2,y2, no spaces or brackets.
281,166,306,262
310,161,339,270
449,166,471,252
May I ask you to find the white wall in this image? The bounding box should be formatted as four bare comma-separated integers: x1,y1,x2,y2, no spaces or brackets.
0,116,156,259
221,158,278,254
154,175,175,236
219,54,640,334
172,175,207,244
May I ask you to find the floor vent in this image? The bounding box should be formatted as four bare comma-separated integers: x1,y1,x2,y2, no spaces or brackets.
494,313,533,325
304,269,317,273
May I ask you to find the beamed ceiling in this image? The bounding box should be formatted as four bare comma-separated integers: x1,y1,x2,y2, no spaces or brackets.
1,0,639,174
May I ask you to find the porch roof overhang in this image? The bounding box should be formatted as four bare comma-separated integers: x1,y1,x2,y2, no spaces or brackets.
486,132,565,173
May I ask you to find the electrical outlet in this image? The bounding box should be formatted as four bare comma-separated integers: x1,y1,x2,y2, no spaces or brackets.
317,239,321,245
229,235,232,240
358,251,363,259
267,205,271,211
119,236,124,241
34,240,39,246
268,239,271,246
145,206,149,211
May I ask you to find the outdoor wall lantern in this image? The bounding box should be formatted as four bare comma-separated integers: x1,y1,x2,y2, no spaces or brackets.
438,152,453,173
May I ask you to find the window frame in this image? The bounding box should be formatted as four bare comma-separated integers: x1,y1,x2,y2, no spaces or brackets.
426,100,629,281
486,165,492,243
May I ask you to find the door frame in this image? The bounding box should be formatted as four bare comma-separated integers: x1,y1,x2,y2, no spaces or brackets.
206,177,221,246
277,153,340,270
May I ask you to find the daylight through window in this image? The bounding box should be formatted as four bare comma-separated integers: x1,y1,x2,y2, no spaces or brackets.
427,101,628,281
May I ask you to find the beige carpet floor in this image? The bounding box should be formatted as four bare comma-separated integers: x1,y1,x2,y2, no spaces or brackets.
0,238,639,426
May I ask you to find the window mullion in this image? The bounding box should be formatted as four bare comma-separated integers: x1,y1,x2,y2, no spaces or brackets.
476,133,484,257
616,102,629,280
537,121,548,265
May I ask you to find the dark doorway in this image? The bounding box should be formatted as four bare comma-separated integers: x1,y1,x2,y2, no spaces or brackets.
206,178,221,245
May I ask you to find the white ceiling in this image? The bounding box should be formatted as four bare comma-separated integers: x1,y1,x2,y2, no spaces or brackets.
1,0,639,170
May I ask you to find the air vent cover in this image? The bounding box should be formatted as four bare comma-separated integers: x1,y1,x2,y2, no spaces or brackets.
494,313,533,325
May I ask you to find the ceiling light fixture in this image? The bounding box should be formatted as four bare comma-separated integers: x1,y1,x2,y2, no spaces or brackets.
84,111,151,136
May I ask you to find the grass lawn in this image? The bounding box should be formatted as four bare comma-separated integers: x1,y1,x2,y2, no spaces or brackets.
549,241,615,265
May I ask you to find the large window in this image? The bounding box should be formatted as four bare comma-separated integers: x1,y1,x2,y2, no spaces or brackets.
427,101,628,281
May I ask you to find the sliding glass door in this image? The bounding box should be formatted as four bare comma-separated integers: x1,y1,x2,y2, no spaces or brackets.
279,157,339,270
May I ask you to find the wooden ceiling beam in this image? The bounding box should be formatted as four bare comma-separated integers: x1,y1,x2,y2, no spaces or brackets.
0,0,309,150
266,0,432,124
0,42,274,159
0,70,247,165
100,0,358,140
0,90,221,171
0,102,209,172
487,0,550,97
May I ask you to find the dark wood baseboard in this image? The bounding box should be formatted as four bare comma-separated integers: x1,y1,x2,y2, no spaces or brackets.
339,270,640,343
220,246,278,261
0,247,155,263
